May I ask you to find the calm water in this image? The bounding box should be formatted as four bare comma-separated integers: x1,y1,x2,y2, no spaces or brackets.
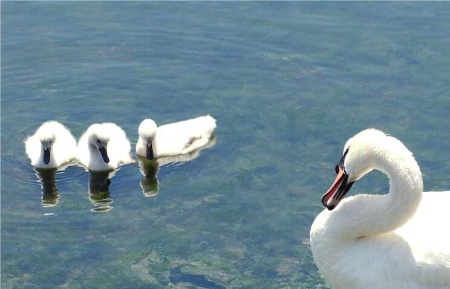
2,2,449,289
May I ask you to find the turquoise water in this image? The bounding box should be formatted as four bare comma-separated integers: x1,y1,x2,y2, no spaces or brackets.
2,2,449,288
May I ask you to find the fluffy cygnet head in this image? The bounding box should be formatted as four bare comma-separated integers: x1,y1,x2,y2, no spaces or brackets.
138,119,157,141
37,128,56,165
25,121,77,169
87,124,111,164
138,119,157,160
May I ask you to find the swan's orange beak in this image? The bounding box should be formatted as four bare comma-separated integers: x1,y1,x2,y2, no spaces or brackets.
321,166,354,211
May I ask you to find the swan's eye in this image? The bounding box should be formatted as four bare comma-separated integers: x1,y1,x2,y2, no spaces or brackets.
97,140,101,145
335,148,349,174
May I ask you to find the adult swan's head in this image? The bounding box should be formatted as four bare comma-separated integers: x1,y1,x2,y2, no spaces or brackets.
321,128,421,211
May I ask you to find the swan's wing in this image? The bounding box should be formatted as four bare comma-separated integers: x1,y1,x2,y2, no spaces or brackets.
395,191,450,285
397,191,450,249
159,116,216,137
154,116,216,156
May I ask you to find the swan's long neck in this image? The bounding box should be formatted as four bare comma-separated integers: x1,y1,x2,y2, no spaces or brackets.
311,146,423,275
331,148,423,240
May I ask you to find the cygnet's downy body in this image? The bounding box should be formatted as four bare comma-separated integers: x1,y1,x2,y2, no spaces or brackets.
77,123,134,171
25,121,77,169
136,115,216,160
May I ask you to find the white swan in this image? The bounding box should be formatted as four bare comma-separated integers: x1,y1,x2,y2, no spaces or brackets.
310,129,450,289
77,123,134,171
24,121,77,169
136,115,216,160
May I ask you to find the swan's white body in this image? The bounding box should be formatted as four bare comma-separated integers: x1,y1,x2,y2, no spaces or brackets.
25,121,77,169
136,115,216,159
153,134,216,167
310,129,450,289
77,123,134,171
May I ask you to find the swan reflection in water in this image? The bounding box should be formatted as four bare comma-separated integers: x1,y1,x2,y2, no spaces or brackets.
137,157,159,197
137,136,216,198
88,170,115,212
34,167,60,207
33,161,76,207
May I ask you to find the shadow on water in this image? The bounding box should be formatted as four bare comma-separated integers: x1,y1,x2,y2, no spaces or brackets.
169,264,226,289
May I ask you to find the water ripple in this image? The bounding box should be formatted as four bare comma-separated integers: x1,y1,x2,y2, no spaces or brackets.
3,158,86,186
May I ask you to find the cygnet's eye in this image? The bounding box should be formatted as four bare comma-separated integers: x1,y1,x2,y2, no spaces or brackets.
97,139,101,145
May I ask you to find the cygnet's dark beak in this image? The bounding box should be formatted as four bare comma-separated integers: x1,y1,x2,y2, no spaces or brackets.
146,143,154,160
43,148,51,165
99,147,110,163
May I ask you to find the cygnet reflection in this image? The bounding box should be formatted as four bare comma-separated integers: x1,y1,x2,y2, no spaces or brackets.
137,136,216,198
34,168,59,207
88,170,116,212
137,157,160,197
